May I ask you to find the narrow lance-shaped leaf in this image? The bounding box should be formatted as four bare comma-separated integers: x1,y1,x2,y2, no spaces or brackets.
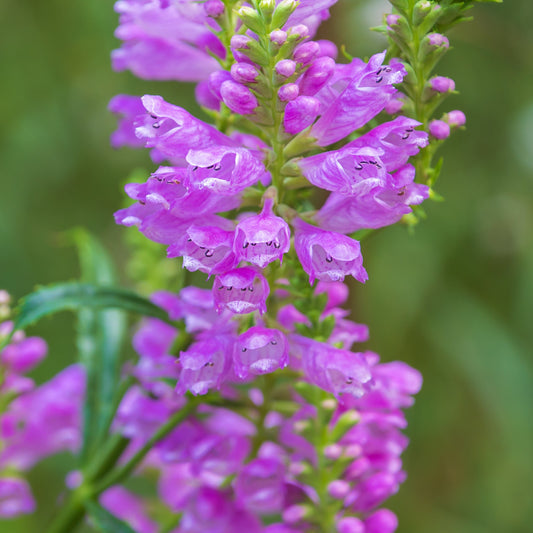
67,229,127,463
4,282,171,343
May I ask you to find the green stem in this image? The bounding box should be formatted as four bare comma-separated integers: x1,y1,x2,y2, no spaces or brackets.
45,399,200,533
94,398,200,493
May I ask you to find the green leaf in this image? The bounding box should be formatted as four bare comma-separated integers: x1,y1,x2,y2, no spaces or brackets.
11,282,170,332
85,500,137,533
67,229,128,463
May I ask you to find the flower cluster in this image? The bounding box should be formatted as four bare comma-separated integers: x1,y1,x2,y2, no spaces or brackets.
105,282,421,532
0,291,85,518
106,0,435,529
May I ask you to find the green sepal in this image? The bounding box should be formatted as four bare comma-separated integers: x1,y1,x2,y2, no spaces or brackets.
329,410,360,442
237,6,265,35
271,0,297,30
85,500,136,533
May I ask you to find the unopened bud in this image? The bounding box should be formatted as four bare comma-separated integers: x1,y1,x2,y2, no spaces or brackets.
278,83,300,102
327,480,351,499
238,6,265,34
270,30,287,46
272,0,297,29
275,59,297,77
231,62,259,83
287,24,310,41
430,76,455,93
293,41,320,65
283,504,309,524
204,0,224,17
338,516,365,533
429,119,450,139
220,80,258,115
324,443,343,459
447,109,466,127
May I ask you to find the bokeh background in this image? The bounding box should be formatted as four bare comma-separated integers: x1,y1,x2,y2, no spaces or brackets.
1,0,532,531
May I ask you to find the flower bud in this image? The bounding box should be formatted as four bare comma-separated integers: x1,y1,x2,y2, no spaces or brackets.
427,32,449,48
429,119,450,139
220,80,258,114
259,0,276,17
271,0,298,30
430,76,455,93
278,83,299,102
299,56,335,95
337,517,365,533
324,444,343,459
231,35,269,65
204,0,224,17
293,41,320,65
231,62,259,84
275,59,297,78
447,109,466,127
413,0,432,25
283,96,320,134
282,504,309,524
386,14,400,28
287,24,310,41
316,39,338,59
364,509,399,533
327,480,351,499
270,29,287,46
238,6,264,34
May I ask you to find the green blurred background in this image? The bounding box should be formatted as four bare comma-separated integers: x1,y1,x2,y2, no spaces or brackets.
1,0,532,531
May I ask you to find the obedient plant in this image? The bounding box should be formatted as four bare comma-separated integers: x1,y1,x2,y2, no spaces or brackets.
0,0,501,532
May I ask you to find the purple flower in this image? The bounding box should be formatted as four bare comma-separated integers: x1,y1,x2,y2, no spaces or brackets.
316,165,429,233
429,119,450,139
135,95,233,162
177,337,233,395
235,458,286,514
311,52,406,146
0,478,35,518
299,56,336,95
234,199,291,268
284,96,320,134
112,0,223,82
185,146,265,195
168,223,236,276
293,220,368,284
233,326,289,378
100,486,158,533
108,95,147,149
179,487,262,533
290,335,372,398
213,267,270,315
0,365,85,470
299,146,387,195
0,334,47,376
346,116,428,172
